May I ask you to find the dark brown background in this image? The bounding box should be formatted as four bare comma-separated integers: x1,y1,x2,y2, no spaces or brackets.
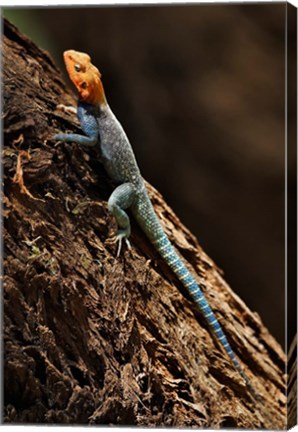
4,3,294,347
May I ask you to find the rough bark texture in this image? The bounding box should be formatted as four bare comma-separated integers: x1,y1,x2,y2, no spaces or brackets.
3,19,286,428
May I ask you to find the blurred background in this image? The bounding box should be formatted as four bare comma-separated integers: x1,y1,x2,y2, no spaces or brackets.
4,4,295,347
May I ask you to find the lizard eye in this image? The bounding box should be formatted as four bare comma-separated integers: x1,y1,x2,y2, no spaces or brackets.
81,82,87,89
74,64,81,72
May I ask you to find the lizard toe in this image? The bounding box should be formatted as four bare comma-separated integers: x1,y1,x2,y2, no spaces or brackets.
115,230,131,257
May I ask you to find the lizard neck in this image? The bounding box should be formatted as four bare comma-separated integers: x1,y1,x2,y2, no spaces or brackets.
94,78,107,107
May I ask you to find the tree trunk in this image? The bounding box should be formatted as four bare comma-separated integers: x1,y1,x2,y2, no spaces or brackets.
3,18,286,428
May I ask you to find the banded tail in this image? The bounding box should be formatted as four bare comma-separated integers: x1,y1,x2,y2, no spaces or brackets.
133,192,257,397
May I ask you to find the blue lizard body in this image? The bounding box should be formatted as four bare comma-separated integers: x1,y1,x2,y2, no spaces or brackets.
54,50,257,399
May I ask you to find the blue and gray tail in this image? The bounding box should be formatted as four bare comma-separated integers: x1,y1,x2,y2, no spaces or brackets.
133,192,256,397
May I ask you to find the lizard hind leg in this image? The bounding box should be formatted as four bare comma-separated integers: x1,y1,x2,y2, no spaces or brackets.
107,183,136,257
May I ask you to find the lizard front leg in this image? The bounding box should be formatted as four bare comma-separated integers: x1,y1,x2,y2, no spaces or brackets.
108,183,136,256
54,103,99,147
54,132,98,147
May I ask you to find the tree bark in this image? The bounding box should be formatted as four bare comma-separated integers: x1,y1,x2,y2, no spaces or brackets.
3,19,286,428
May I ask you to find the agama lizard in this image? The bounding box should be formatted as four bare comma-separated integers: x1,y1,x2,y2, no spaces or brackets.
54,50,257,399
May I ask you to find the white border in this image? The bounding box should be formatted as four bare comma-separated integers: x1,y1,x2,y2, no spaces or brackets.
1,0,296,7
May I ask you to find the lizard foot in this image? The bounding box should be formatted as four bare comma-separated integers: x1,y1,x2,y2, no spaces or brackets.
56,104,77,115
116,232,131,257
107,229,131,257
53,133,67,142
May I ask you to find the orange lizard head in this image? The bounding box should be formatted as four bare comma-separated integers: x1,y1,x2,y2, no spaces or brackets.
63,50,106,106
